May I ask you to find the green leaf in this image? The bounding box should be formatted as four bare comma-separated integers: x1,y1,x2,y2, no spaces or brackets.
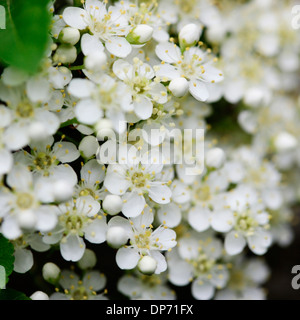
0,234,15,285
0,288,31,300
0,0,51,74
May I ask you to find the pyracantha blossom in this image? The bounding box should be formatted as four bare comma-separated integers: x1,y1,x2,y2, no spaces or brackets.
108,209,177,274
63,0,132,58
50,269,107,300
43,196,107,261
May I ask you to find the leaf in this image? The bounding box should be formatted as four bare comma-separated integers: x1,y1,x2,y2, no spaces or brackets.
0,0,51,74
0,288,31,300
0,234,15,285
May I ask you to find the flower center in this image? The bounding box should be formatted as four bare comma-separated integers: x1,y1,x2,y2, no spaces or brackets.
235,210,258,234
195,185,211,202
175,0,196,13
132,229,152,249
190,253,215,276
34,152,53,170
131,172,147,188
71,287,90,300
16,102,34,118
16,193,34,210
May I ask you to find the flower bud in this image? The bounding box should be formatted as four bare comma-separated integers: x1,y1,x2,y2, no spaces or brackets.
77,249,97,270
126,24,153,44
179,23,202,49
274,132,298,152
79,135,99,159
102,195,123,215
169,78,189,97
53,44,77,64
30,291,49,300
84,51,107,71
106,226,129,249
59,27,80,45
137,256,157,275
205,147,226,169
42,262,61,284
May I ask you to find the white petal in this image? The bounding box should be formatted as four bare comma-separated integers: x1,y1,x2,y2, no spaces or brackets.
134,96,153,120
13,248,34,273
51,164,78,186
112,59,133,81
83,271,106,291
201,65,224,83
80,159,106,185
104,165,130,195
7,164,32,190
157,203,181,228
81,33,104,56
68,79,95,99
224,231,246,256
189,80,209,101
84,218,107,244
0,148,13,175
150,251,167,274
60,234,86,261
63,7,89,30
26,77,51,103
168,260,194,286
210,210,234,233
105,37,132,58
122,191,146,218
188,206,210,232
152,226,177,250
148,183,172,204
155,42,181,63
154,64,180,80
116,247,140,270
36,206,58,232
191,280,215,300
148,82,168,104
3,123,29,151
0,105,12,128
2,66,29,86
1,216,22,240
53,141,80,163
75,98,103,124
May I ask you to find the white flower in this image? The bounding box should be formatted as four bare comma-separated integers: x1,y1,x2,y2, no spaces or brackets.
113,57,168,121
223,185,272,256
108,209,177,274
43,196,107,261
118,273,176,300
50,269,107,300
63,0,132,58
167,232,229,300
0,164,58,240
154,42,223,101
104,145,172,217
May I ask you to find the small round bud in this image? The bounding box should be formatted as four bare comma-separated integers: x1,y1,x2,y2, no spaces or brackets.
79,135,99,159
102,195,123,215
42,262,61,284
179,23,202,49
274,132,298,152
84,51,107,70
59,27,80,45
17,210,37,229
53,44,77,64
106,226,129,249
205,147,226,169
169,78,189,97
95,119,114,140
30,291,49,300
53,180,74,202
137,256,157,275
77,249,97,270
126,24,153,44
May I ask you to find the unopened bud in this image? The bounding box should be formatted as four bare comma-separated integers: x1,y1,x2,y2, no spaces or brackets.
205,147,226,169
59,27,80,45
169,78,189,97
137,256,157,275
53,44,77,64
179,23,202,49
106,226,129,249
77,249,97,270
102,195,123,215
126,24,153,44
30,291,49,300
79,135,99,159
42,262,61,284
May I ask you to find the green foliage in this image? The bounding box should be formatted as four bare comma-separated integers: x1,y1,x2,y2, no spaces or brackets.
0,0,51,74
0,288,31,300
0,234,14,284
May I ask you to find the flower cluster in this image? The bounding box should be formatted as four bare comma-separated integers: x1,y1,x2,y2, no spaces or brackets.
1,0,299,300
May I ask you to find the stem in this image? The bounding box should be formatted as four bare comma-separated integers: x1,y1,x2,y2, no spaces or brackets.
69,64,84,71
